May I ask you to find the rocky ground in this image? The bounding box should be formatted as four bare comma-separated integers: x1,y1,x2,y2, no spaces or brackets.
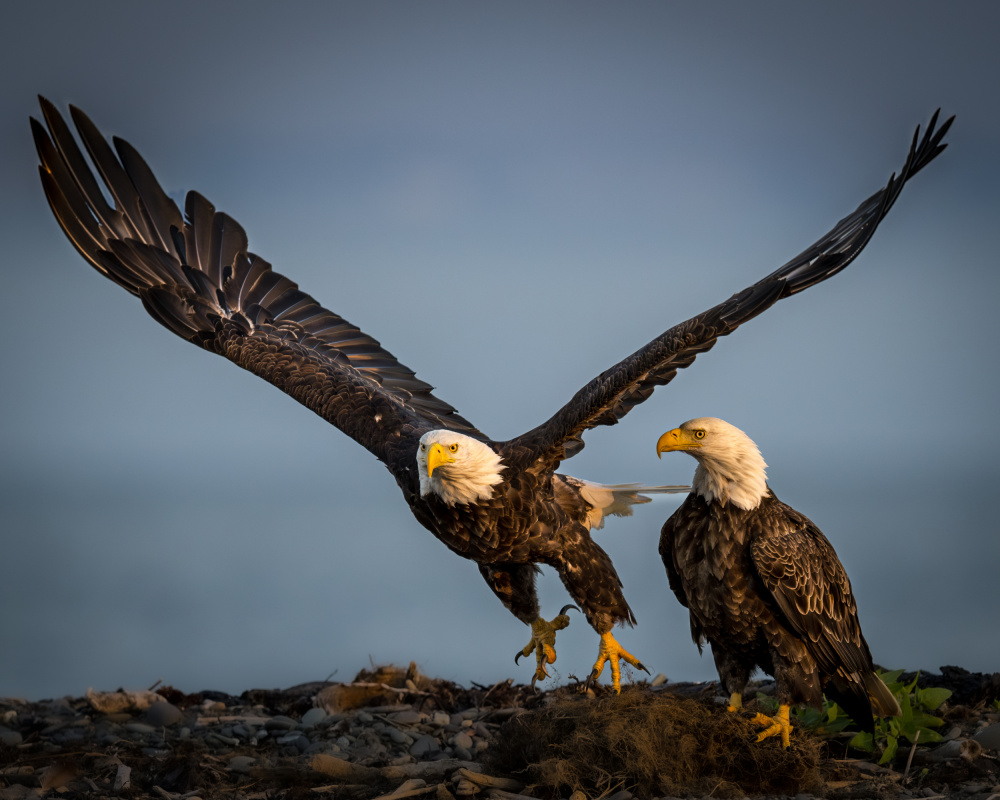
1,664,997,800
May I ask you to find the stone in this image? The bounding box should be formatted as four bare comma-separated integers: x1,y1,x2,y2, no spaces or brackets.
146,702,182,727
115,769,134,797
0,726,23,746
388,726,412,745
390,710,426,725
124,722,157,735
228,756,256,774
301,707,327,728
265,715,298,731
973,723,1000,751
409,734,440,758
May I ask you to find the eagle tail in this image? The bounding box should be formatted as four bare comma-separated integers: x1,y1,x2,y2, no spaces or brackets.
827,669,901,734
577,480,689,529
864,671,903,718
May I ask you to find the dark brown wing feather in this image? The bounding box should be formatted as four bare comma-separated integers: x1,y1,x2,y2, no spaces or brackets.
503,111,953,473
750,498,899,725
658,510,708,650
33,98,484,473
749,505,873,678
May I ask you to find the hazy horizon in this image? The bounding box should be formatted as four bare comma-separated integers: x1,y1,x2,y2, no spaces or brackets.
1,1,997,700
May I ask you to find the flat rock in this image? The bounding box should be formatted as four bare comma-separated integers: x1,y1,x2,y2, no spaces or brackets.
409,734,440,758
973,723,1000,751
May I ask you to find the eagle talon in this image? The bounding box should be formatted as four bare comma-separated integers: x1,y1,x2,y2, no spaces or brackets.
517,609,575,686
589,631,645,694
752,704,793,748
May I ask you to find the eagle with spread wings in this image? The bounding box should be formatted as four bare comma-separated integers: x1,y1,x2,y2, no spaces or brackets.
33,99,950,690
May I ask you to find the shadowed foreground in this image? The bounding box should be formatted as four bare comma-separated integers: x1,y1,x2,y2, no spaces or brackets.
0,664,997,799
487,690,822,797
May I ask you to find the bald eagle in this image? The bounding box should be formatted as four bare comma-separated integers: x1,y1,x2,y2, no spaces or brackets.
32,98,950,691
656,418,901,745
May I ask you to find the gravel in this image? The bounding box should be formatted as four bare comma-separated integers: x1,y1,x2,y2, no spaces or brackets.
0,663,997,800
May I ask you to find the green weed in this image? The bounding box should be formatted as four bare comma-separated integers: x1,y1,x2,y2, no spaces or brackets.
757,670,952,764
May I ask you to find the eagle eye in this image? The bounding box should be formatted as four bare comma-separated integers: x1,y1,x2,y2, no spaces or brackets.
694,430,706,439
448,443,459,453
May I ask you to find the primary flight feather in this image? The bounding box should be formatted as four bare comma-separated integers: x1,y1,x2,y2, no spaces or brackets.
33,99,951,690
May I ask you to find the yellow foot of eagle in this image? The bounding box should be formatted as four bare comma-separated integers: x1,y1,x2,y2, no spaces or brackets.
514,605,577,689
752,703,792,748
587,631,649,694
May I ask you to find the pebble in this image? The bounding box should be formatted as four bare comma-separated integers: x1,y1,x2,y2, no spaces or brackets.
391,710,426,725
264,714,297,731
124,722,157,735
228,755,256,773
146,701,182,727
409,733,440,758
974,723,1000,751
388,726,412,745
301,707,327,728
0,726,23,746
0,669,995,798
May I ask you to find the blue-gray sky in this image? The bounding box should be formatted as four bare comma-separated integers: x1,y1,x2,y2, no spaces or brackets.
1,2,997,700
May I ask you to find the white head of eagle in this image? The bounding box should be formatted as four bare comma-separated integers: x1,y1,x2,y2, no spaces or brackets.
417,430,506,506
656,417,768,511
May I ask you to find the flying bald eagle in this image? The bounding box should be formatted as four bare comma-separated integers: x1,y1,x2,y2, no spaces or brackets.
32,98,950,691
656,418,902,745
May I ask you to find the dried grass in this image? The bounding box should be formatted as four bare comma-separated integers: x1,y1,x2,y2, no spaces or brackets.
487,689,823,798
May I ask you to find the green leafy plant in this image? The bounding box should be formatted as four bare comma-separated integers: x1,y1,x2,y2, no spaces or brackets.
845,670,952,765
792,698,854,738
764,670,953,765
754,692,854,738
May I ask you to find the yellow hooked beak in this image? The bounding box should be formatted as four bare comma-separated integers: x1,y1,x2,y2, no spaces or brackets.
426,442,456,477
656,428,703,458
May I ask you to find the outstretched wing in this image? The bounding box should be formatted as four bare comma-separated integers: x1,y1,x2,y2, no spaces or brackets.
32,98,485,474
502,111,952,473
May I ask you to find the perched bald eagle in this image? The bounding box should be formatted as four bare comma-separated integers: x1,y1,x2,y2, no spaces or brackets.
32,98,950,691
656,418,901,745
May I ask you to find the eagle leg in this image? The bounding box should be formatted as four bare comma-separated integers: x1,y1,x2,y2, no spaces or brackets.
587,631,649,694
514,605,577,688
751,703,792,748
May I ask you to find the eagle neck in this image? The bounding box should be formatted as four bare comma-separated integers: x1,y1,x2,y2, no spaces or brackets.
691,445,768,512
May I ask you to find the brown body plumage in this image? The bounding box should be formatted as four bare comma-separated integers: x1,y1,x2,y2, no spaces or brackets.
658,418,900,732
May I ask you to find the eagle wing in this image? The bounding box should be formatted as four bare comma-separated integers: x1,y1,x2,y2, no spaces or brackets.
749,506,873,678
33,98,485,474
502,111,952,473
